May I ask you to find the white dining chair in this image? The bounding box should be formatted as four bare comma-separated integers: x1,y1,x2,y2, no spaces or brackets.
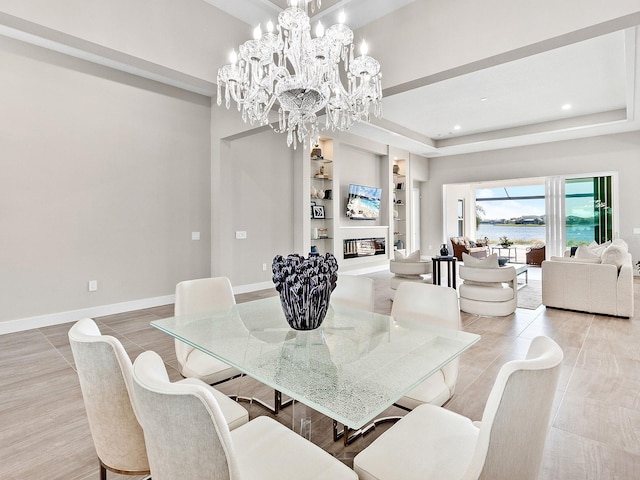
330,274,375,311
69,318,248,479
353,335,563,480
391,282,461,409
131,350,358,480
174,277,242,384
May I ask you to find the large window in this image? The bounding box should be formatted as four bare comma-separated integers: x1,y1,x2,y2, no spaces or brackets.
475,184,545,244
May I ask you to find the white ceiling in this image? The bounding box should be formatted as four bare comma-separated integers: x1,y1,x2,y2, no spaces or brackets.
209,0,640,158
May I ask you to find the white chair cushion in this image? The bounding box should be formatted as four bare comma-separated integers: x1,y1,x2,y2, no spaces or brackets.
462,252,499,268
459,283,514,302
182,348,241,385
550,256,601,264
177,378,248,431
395,370,450,410
232,416,357,480
354,404,478,480
394,249,421,262
575,245,602,260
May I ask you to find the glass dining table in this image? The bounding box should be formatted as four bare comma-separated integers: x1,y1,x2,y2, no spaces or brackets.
151,296,480,445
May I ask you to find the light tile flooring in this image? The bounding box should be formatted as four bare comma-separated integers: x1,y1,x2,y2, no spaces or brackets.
1,269,639,479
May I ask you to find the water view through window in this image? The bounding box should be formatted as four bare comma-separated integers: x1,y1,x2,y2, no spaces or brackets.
475,176,613,246
476,185,545,244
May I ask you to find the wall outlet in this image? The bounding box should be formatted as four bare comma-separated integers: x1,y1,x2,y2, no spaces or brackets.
191,231,200,240
428,244,432,250
235,231,247,239
262,263,267,271
634,227,640,235
88,280,98,292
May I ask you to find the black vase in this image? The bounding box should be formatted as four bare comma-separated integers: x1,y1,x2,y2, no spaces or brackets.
272,253,339,330
440,244,449,256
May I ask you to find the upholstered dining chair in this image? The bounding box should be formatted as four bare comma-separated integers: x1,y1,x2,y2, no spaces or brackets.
330,274,375,311
69,318,249,479
174,277,242,384
391,282,461,409
68,318,150,479
131,350,358,480
353,335,563,480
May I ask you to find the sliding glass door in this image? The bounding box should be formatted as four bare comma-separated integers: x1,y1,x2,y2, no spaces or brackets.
546,172,617,256
565,176,613,246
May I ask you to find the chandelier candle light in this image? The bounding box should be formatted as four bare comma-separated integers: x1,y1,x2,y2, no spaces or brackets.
216,0,382,148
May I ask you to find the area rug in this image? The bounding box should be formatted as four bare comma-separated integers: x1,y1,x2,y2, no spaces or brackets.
517,279,542,310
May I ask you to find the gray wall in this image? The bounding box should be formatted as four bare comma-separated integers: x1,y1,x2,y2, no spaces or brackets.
0,36,212,323
422,131,640,263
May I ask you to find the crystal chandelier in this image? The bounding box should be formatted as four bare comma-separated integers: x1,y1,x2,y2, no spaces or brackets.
216,0,382,148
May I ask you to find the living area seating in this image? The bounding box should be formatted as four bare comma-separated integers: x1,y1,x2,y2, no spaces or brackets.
132,350,357,480
353,335,564,480
450,236,488,260
389,249,432,299
526,244,546,265
459,253,517,316
542,239,634,317
391,282,461,409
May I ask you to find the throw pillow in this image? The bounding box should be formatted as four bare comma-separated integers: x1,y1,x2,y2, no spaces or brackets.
462,252,499,268
611,239,629,252
575,245,602,260
601,245,626,269
394,249,421,262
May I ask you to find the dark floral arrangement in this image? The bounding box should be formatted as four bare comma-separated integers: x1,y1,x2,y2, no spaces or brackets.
272,253,338,330
636,260,640,275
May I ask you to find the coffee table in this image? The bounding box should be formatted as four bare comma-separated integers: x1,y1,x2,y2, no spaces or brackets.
151,296,480,445
505,263,528,289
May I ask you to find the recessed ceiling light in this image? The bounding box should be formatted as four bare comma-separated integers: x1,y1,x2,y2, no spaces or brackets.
480,97,488,102
454,125,461,130
562,103,572,110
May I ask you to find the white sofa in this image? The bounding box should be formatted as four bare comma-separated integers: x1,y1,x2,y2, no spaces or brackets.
541,240,634,318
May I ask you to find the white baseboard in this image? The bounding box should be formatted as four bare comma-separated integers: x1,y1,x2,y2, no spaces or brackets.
0,295,175,335
232,281,275,294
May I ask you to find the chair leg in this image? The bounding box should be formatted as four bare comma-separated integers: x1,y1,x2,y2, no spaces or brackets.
100,462,107,480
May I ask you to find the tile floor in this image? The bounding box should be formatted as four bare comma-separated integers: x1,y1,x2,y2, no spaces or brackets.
1,268,639,479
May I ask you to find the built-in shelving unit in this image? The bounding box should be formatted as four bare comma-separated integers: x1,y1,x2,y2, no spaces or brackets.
309,140,334,255
393,159,409,251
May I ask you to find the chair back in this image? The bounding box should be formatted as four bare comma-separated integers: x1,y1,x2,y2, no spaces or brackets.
391,282,461,391
132,350,240,480
68,318,149,474
174,277,236,367
331,274,375,312
467,335,563,480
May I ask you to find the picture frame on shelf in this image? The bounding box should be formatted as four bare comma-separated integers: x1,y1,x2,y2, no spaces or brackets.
311,205,325,219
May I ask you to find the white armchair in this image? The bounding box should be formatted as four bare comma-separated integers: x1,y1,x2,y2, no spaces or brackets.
354,336,563,480
389,250,432,300
459,253,517,316
331,274,375,311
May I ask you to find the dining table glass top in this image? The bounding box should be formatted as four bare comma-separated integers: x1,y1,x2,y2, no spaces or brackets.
151,296,480,430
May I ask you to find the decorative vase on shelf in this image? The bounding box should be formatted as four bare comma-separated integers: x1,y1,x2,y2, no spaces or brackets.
272,253,338,330
440,244,449,256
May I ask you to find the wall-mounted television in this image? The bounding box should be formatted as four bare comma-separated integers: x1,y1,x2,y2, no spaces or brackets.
346,184,382,220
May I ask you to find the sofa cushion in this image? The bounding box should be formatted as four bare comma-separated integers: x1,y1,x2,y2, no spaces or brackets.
601,245,627,270
550,256,602,264
462,252,499,268
394,249,421,262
